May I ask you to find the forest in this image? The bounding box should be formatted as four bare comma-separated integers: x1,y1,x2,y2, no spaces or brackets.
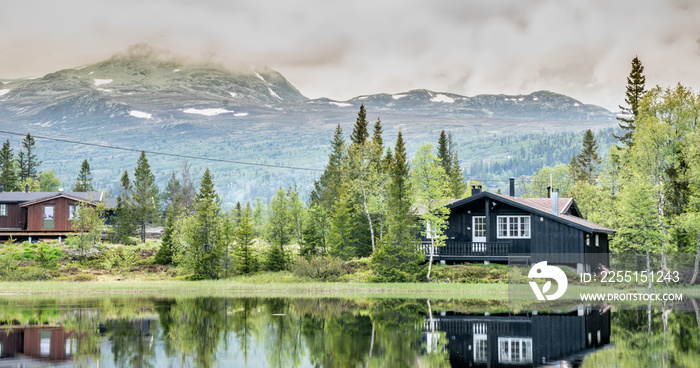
0,56,699,283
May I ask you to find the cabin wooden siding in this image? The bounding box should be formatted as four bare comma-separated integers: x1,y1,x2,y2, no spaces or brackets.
22,327,71,360
0,203,25,230
25,197,82,231
530,215,585,264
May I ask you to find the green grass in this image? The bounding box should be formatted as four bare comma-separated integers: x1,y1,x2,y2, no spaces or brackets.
0,278,509,299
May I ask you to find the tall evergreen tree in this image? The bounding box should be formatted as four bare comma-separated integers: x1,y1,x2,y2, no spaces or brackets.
234,203,258,274
111,170,138,244
0,140,19,192
162,171,182,216
18,133,41,182
614,56,646,147
73,159,94,192
570,129,602,185
132,151,160,242
350,104,369,146
155,208,177,265
372,117,383,148
311,124,346,211
437,130,450,174
187,168,223,279
265,188,291,271
371,131,424,282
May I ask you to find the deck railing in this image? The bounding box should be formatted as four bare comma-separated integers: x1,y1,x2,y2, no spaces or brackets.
420,241,509,258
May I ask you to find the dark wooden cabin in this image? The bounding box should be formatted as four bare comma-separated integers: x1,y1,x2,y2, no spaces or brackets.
422,181,614,272
0,190,115,241
424,306,611,366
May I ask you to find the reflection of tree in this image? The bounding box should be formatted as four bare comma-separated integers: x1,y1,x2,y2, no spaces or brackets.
230,298,259,365
367,299,431,368
583,305,700,367
162,297,232,368
263,298,305,368
108,318,156,368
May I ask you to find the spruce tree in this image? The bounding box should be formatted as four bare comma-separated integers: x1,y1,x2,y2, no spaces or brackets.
350,104,369,146
111,171,138,244
18,133,41,182
313,124,346,210
234,203,258,274
155,208,176,265
370,131,424,282
188,168,223,279
437,130,450,174
0,140,19,192
264,188,290,271
570,129,602,184
372,117,383,148
614,56,646,147
73,159,94,192
132,151,160,242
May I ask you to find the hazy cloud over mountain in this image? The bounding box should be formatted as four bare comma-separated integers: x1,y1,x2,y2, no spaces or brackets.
1,0,699,110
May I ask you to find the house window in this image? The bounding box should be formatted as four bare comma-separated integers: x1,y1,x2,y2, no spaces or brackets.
0,204,7,216
595,234,600,247
498,337,532,364
586,235,590,247
497,216,530,239
69,205,78,220
474,334,488,362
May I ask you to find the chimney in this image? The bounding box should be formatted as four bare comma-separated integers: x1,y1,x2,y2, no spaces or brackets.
551,188,559,215
509,177,515,197
471,184,482,196
546,186,551,198
25,184,29,193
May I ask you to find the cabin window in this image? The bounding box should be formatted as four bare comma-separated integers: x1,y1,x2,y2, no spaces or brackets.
0,204,7,216
595,234,599,247
586,235,590,246
497,216,530,239
40,330,52,356
69,205,78,220
474,334,488,362
498,337,532,364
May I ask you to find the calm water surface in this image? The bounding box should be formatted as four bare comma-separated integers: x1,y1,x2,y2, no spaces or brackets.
0,296,698,367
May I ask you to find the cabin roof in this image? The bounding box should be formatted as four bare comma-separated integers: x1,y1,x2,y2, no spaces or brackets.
448,192,615,234
0,191,117,209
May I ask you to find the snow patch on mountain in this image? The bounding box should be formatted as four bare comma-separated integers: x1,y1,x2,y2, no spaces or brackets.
130,110,152,119
329,102,352,107
392,94,406,100
234,112,249,117
255,72,266,82
268,88,282,100
94,79,113,86
183,108,234,116
0,89,9,96
431,94,455,103
229,92,237,98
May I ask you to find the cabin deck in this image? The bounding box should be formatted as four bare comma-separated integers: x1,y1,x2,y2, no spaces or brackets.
421,241,513,261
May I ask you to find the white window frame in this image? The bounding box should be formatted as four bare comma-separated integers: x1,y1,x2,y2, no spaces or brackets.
496,216,530,239
498,337,532,364
595,234,599,247
0,204,7,217
69,205,78,220
586,235,590,247
474,334,488,362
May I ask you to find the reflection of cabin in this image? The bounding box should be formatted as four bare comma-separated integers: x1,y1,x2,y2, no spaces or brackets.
0,325,77,362
0,190,116,241
422,179,613,272
423,306,610,367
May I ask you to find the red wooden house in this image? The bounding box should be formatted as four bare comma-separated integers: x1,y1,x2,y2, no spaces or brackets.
0,190,116,241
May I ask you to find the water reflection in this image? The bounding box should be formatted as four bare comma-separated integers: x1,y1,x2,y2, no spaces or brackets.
0,297,697,367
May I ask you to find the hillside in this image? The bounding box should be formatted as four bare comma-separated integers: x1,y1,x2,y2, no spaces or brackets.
0,50,618,205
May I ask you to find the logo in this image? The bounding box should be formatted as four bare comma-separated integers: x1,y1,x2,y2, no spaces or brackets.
528,261,568,300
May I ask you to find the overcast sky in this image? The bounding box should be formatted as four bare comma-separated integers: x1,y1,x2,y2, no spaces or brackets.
1,0,699,110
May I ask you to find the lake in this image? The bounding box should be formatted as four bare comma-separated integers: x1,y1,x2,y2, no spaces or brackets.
0,296,697,367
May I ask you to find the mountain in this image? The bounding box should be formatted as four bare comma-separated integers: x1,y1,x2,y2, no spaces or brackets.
0,50,618,204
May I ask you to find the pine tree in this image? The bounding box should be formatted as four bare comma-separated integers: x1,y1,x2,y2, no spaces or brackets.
132,151,160,242
371,131,425,282
73,159,94,192
234,203,258,274
155,208,176,265
0,140,19,192
437,131,466,198
437,130,450,174
327,190,359,260
350,104,369,146
188,168,223,279
614,56,646,147
264,188,291,271
570,129,602,184
162,171,182,217
111,171,138,244
312,124,346,210
372,117,383,148
18,133,41,182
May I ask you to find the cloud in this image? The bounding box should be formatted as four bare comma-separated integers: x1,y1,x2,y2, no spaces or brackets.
1,0,699,110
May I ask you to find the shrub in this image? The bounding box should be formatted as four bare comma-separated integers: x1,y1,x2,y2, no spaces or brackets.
3,267,53,281
292,255,348,280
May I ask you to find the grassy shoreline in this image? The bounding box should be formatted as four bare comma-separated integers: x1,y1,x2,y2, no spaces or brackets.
0,279,509,299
